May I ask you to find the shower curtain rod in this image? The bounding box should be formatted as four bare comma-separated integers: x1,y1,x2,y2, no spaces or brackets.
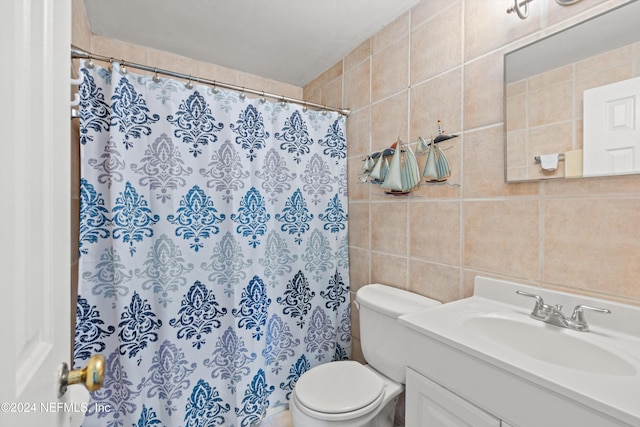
71,46,350,117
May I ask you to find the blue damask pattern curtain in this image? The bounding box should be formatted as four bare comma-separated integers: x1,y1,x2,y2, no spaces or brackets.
74,61,350,427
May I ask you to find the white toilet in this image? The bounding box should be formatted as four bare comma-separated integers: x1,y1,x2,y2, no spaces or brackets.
289,284,441,427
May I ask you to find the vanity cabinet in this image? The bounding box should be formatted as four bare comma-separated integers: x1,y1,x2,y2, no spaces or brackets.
406,367,502,427
403,328,632,427
400,276,640,426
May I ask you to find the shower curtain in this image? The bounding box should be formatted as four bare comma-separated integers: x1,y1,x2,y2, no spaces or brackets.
75,61,350,427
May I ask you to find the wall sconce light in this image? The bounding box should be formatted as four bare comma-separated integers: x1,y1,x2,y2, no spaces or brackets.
508,0,583,20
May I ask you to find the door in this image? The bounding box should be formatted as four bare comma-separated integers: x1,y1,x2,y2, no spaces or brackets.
0,0,72,426
583,76,640,177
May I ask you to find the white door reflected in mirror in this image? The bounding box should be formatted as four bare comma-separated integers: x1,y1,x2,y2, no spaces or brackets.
583,76,640,177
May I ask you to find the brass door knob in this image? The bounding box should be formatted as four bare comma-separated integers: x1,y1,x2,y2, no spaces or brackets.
58,354,105,397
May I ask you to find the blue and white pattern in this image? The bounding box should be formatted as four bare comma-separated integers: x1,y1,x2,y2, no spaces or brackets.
76,62,349,427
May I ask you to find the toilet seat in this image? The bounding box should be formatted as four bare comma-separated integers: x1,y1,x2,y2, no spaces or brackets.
295,361,385,416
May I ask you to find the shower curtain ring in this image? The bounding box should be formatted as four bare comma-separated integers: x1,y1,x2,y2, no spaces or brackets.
185,76,193,90
119,60,128,76
152,68,160,83
108,57,114,73
212,80,219,94
280,97,287,107
322,105,328,116
239,87,246,100
302,102,308,113
259,91,266,104
85,54,94,69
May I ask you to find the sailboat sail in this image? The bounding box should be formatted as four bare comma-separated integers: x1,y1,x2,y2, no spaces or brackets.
362,155,375,174
381,139,420,193
416,136,430,155
422,136,451,182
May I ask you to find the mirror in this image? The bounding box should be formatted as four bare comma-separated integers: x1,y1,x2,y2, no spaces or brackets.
504,0,640,182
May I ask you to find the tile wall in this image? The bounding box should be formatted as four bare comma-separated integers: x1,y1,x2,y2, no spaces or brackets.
303,0,640,362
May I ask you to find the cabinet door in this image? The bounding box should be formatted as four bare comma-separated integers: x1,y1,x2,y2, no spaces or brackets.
406,368,501,427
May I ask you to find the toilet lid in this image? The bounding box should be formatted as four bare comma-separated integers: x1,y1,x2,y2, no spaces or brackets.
295,361,384,414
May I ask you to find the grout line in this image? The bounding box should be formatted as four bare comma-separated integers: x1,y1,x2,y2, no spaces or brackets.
459,0,466,299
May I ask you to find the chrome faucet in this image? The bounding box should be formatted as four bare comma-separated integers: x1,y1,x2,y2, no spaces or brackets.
516,290,611,332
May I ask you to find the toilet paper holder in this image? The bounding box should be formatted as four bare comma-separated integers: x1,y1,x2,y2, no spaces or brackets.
534,153,565,163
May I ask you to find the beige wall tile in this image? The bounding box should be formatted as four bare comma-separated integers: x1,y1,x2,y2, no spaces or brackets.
464,125,539,198
411,0,459,28
409,259,461,303
372,12,410,54
464,199,540,280
463,0,539,61
506,90,526,133
372,36,409,103
344,59,371,113
506,130,526,169
349,247,371,293
544,198,640,301
527,79,573,128
410,68,462,139
527,121,573,166
410,2,462,86
322,75,344,109
409,201,460,265
347,107,371,157
371,252,408,289
371,91,409,150
544,173,640,197
348,203,370,249
464,51,504,129
345,40,371,72
72,0,91,50
371,201,407,256
347,156,370,201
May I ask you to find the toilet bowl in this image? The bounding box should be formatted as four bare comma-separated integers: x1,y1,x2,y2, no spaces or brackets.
289,361,402,427
289,285,441,427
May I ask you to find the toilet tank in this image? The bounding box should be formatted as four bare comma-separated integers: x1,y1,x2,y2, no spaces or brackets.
356,284,440,383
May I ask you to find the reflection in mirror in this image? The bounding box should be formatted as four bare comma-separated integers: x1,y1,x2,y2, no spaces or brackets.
504,0,640,182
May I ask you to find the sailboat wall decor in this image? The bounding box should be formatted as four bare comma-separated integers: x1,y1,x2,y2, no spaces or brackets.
422,120,456,182
380,138,420,195
363,148,394,182
361,121,457,194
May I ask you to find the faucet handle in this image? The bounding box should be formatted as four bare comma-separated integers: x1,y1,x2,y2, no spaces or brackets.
516,290,549,318
516,290,545,306
571,304,611,328
516,290,544,304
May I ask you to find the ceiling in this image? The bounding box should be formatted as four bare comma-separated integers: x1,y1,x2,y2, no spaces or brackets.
83,0,419,87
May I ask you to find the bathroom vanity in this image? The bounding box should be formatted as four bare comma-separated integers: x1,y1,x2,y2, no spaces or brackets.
399,277,640,427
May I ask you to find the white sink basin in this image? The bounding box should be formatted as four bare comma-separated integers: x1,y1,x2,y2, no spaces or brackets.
463,314,637,376
399,276,640,425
